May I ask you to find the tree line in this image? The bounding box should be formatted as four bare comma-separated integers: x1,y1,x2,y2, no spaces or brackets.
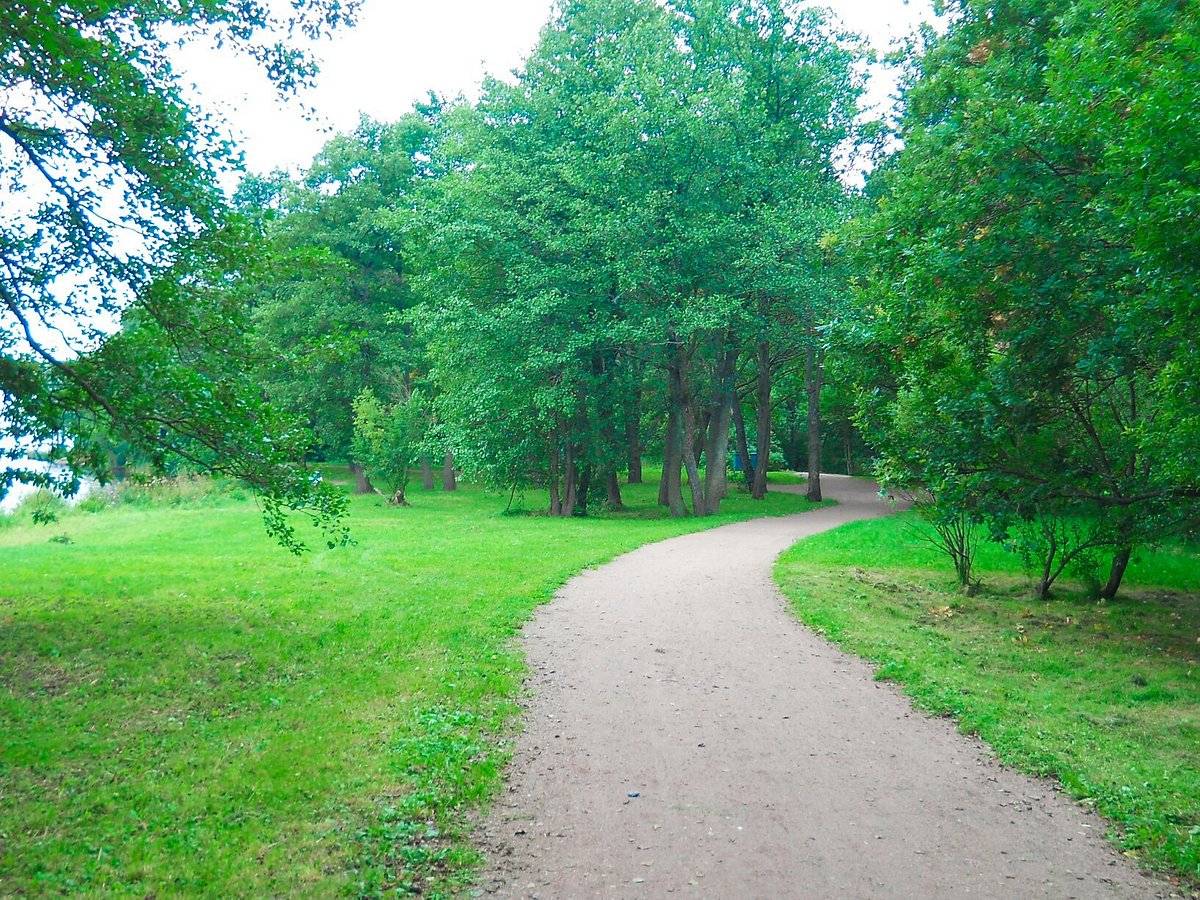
3,0,1196,594
240,0,865,517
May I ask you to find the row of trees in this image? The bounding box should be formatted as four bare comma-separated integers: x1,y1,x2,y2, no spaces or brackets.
243,0,867,517
5,0,1196,595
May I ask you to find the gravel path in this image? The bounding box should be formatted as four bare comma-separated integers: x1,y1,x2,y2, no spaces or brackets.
476,476,1167,898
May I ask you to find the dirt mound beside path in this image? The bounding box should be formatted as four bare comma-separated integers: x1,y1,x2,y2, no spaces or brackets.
476,475,1168,898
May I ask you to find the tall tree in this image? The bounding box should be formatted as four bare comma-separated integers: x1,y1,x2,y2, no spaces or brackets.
854,0,1200,597
679,0,863,504
413,0,863,516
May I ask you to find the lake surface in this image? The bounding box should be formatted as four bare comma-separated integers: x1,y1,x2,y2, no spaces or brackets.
0,459,101,515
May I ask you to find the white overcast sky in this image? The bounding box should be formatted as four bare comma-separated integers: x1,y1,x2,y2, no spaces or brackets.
177,0,937,177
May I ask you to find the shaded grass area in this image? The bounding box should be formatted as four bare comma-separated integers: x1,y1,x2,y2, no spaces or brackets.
776,513,1200,889
765,470,807,486
0,474,816,897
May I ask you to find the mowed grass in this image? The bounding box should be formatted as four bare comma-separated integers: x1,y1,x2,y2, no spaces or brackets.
0,472,816,897
776,513,1200,888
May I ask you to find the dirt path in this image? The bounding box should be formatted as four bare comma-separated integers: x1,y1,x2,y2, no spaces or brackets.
476,476,1167,898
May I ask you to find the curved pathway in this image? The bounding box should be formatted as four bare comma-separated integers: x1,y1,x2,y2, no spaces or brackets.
476,476,1167,898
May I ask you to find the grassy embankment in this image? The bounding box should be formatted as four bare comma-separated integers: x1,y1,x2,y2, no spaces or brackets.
776,514,1200,889
0,470,817,897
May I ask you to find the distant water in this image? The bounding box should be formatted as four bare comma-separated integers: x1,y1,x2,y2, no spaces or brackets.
0,459,101,515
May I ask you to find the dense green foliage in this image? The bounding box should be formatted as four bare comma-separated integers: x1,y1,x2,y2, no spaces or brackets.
777,513,1200,886
851,0,1200,597
241,112,440,470
253,0,865,518
0,472,817,895
0,0,358,548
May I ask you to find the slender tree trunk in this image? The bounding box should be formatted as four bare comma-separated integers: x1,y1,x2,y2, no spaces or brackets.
441,451,457,492
420,456,435,490
681,417,704,515
574,463,594,517
661,365,687,517
805,339,825,503
349,459,374,495
561,442,578,518
752,339,771,500
548,439,562,515
694,410,711,473
626,388,643,484
1101,545,1133,600
701,343,737,515
604,468,624,510
787,399,801,470
1035,525,1058,600
841,422,854,476
732,400,753,487
658,432,671,506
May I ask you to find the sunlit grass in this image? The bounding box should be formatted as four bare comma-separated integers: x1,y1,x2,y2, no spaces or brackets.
776,513,1200,888
0,473,816,896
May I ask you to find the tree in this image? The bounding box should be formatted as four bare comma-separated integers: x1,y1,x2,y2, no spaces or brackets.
412,1,668,516
853,0,1200,597
351,389,426,506
1,0,358,548
677,0,864,506
242,113,436,491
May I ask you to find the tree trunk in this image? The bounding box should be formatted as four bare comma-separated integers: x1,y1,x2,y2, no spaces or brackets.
693,410,711,473
561,442,578,518
1035,523,1058,599
841,422,854,476
441,451,457,492
804,340,825,503
786,399,801,470
349,459,374,495
574,463,594,517
702,400,733,514
604,468,624,510
732,400,753,487
1100,545,1132,600
626,389,643,484
660,372,687,517
549,438,562,515
701,344,737,515
420,456,435,490
1035,570,1052,600
752,339,771,500
674,350,705,517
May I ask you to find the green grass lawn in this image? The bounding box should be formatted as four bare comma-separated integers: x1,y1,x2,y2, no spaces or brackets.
776,513,1200,889
765,470,807,486
0,473,816,897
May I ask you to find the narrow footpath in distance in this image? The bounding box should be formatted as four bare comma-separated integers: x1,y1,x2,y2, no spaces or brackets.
476,475,1169,899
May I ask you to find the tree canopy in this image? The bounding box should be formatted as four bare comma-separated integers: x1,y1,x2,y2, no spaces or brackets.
7,0,1193,585
1,0,359,549
851,0,1200,597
